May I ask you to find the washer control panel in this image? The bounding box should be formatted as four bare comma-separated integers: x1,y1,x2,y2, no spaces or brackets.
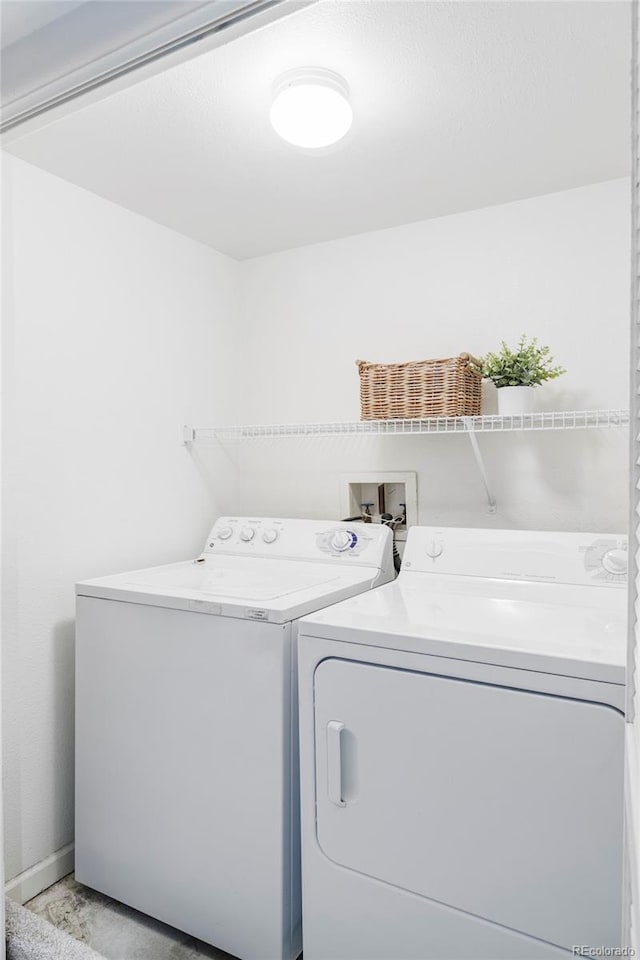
316,527,371,558
208,519,280,549
402,527,628,586
203,517,392,567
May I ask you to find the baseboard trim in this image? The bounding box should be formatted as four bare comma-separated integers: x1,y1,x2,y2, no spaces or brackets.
5,843,74,904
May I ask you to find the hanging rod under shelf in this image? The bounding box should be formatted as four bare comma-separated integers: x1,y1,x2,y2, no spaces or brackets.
184,409,629,444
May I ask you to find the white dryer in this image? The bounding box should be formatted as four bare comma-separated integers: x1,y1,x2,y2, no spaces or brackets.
297,526,627,960
75,516,393,960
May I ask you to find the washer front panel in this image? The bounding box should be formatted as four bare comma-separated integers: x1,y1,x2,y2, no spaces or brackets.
76,596,298,960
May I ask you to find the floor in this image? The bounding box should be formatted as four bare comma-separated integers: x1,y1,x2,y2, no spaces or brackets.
26,875,235,960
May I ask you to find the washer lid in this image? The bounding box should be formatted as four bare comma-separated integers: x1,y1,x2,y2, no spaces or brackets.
126,555,342,600
299,573,627,685
76,555,380,622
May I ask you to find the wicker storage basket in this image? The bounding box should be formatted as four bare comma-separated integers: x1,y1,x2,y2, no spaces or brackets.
357,353,482,420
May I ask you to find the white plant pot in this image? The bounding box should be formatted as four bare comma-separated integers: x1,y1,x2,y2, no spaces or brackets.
497,385,537,416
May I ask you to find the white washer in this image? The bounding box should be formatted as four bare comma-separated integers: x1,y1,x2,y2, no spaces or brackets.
297,526,627,960
75,516,393,960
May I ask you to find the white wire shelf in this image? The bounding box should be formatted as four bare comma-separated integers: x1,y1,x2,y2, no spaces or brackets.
185,409,629,444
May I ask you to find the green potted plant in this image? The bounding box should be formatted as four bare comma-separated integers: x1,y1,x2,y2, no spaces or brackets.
480,335,566,415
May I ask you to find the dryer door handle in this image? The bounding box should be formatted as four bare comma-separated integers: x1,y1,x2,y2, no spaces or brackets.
327,721,346,807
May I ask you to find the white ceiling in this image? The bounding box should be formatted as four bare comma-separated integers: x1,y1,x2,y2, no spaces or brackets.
5,0,630,260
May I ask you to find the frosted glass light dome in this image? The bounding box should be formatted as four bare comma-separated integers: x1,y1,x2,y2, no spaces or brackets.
270,68,352,149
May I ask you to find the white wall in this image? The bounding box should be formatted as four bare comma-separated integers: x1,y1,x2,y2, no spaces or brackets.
236,178,629,533
1,155,240,884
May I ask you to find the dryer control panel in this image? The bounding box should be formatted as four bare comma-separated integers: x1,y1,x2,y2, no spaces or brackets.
203,517,393,571
582,538,628,584
402,527,628,586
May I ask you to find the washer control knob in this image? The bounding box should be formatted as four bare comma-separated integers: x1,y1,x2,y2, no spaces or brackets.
217,526,233,540
426,540,443,559
239,527,255,542
602,548,627,576
262,529,278,544
331,530,355,552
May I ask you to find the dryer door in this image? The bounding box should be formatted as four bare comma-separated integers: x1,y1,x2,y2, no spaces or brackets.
314,658,624,952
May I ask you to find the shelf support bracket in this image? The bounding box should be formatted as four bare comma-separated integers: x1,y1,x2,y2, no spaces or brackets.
183,425,195,445
463,419,497,514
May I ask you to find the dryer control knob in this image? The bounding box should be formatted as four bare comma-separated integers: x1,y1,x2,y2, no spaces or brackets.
426,541,443,559
239,527,255,542
602,548,627,576
262,529,278,544
217,526,233,540
331,530,355,552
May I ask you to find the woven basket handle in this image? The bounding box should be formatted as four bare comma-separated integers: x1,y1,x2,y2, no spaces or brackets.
461,352,482,374
358,355,482,370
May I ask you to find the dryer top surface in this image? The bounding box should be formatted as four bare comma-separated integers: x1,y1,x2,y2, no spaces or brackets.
300,527,627,685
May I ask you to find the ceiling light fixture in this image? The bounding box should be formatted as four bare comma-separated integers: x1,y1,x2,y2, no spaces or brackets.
270,68,352,149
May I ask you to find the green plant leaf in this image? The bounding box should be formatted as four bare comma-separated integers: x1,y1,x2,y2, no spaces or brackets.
479,334,566,388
